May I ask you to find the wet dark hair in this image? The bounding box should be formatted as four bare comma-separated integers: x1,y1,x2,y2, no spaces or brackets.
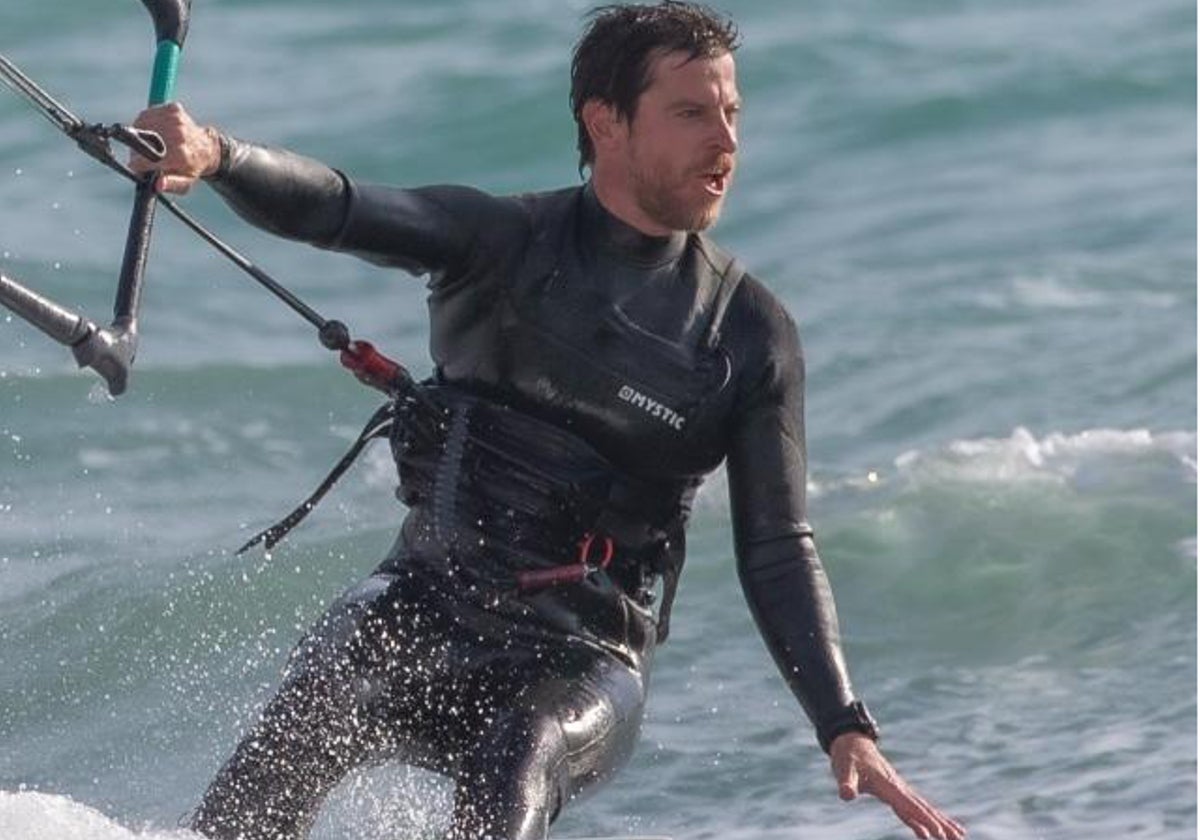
570,1,740,171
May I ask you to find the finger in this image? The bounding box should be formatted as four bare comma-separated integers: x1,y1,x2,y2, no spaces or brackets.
131,105,170,138
934,811,967,840
129,147,167,172
862,777,948,840
157,173,195,195
897,793,964,840
837,761,859,801
895,800,937,839
909,793,965,840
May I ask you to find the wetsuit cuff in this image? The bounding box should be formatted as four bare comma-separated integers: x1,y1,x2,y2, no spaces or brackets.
201,129,232,182
818,699,880,754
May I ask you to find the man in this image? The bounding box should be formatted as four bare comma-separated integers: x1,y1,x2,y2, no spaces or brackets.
133,3,966,839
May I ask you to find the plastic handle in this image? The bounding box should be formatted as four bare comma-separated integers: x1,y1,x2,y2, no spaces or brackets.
340,340,405,392
147,41,181,105
515,565,589,591
141,0,191,103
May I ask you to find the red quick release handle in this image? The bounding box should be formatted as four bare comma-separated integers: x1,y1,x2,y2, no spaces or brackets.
514,564,590,590
514,533,615,592
339,339,405,393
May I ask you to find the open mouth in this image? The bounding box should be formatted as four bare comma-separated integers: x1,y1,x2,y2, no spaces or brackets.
700,160,733,197
703,170,729,196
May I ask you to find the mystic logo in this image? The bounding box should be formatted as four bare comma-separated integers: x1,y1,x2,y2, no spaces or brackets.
617,384,686,431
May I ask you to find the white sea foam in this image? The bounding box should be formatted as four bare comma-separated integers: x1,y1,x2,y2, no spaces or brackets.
893,426,1197,485
1007,272,1179,311
682,427,1196,512
0,791,200,840
1011,275,1113,309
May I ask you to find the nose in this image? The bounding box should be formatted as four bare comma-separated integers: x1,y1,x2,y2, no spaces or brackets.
713,111,738,155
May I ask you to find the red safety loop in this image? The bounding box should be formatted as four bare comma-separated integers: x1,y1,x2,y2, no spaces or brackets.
578,531,615,571
514,532,615,592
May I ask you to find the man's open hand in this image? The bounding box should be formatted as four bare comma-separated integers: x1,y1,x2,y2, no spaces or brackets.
830,732,967,840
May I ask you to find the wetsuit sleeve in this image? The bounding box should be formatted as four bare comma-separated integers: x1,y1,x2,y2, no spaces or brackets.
725,292,864,752
207,136,483,281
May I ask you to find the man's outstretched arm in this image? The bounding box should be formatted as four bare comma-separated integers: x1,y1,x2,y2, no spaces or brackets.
725,290,965,840
129,103,478,278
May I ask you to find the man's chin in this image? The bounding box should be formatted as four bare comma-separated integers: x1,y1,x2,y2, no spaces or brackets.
668,195,726,233
686,200,724,232
637,189,726,233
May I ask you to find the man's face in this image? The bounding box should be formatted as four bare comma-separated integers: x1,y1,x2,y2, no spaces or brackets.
617,49,740,234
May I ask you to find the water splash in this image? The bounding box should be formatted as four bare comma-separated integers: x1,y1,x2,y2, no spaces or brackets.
0,791,201,840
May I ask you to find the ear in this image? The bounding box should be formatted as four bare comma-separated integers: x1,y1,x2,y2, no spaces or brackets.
582,99,624,154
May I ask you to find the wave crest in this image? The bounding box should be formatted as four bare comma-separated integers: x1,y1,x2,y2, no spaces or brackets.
894,426,1197,485
0,791,198,840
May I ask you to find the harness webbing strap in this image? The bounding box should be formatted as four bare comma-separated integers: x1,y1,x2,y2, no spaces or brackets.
703,256,745,349
235,402,397,554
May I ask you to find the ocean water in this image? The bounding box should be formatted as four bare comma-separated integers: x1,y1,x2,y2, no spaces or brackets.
0,1,1194,839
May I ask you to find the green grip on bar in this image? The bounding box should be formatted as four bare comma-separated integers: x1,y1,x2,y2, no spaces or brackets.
147,40,181,105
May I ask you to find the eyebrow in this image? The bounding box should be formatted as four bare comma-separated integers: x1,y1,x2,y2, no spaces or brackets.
666,97,743,111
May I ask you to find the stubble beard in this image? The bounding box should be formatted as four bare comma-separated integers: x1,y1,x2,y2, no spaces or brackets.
630,158,726,233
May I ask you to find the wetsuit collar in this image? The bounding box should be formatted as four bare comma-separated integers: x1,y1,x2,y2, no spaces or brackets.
582,182,688,267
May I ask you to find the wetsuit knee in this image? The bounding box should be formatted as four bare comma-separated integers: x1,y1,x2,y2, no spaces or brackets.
450,653,647,839
453,708,568,840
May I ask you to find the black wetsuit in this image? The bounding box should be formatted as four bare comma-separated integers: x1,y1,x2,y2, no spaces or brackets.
190,140,867,840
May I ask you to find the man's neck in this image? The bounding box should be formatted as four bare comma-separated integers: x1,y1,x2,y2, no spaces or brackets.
581,183,686,267
589,169,676,237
